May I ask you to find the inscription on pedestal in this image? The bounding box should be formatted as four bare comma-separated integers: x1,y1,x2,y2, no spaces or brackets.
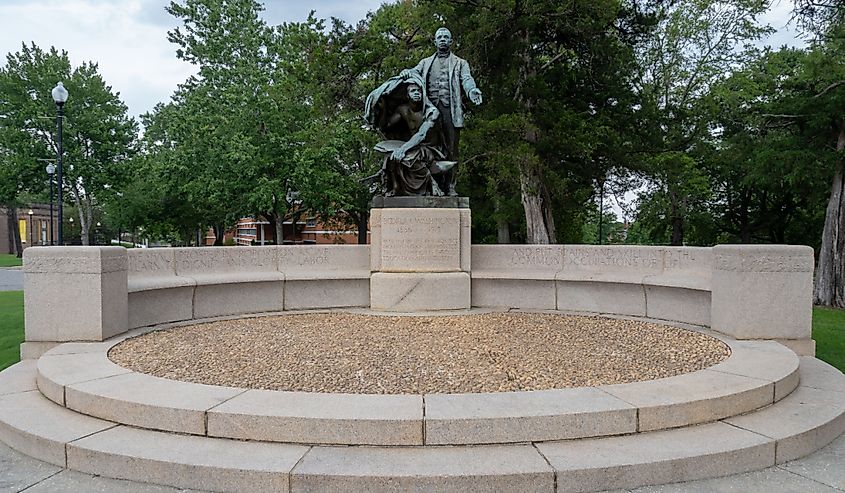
379,209,462,271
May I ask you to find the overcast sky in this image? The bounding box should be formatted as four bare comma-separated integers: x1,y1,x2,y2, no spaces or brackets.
1,0,804,121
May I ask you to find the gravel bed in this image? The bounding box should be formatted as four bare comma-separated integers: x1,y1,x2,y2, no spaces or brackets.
109,312,730,394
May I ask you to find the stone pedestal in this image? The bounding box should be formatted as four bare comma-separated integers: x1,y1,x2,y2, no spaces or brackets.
711,245,813,342
370,197,470,311
23,247,129,345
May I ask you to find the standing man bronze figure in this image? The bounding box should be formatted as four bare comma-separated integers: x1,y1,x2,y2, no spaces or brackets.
400,27,483,196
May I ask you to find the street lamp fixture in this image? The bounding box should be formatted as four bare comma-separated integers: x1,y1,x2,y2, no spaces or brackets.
27,209,34,246
51,82,68,245
45,163,56,245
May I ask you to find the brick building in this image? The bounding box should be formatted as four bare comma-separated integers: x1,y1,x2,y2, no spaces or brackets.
0,205,58,254
204,215,367,246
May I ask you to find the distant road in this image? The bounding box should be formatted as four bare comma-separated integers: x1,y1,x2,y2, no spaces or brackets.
0,268,23,291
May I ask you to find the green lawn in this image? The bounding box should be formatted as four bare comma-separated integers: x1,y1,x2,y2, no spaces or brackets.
0,291,23,371
0,254,22,268
813,306,845,372
0,294,842,373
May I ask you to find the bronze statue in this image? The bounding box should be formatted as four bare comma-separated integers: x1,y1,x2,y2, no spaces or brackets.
364,74,455,196
363,27,480,197
399,27,482,196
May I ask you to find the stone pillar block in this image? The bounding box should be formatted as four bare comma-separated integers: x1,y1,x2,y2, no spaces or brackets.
711,245,813,341
369,198,471,311
371,272,470,311
24,247,128,343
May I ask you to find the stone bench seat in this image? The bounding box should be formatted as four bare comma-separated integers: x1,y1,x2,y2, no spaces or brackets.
127,275,195,293
185,271,285,286
642,272,711,291
470,269,557,280
284,269,370,281
554,270,711,291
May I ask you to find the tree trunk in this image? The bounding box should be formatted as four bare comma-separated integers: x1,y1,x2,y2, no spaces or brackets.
814,124,845,307
6,207,22,257
274,214,284,245
212,224,225,246
739,190,751,243
357,211,369,245
520,162,554,244
494,198,511,244
669,190,684,246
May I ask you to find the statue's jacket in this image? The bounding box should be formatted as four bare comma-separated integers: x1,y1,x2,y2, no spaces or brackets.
407,52,479,128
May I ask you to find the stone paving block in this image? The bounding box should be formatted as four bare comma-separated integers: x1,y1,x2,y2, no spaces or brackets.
557,280,646,316
707,340,800,401
21,469,208,493
470,279,556,310
602,369,773,431
290,444,554,493
629,466,841,492
67,426,307,493
36,352,132,405
284,279,369,310
724,385,845,464
797,357,845,393
779,433,845,490
424,387,637,444
0,360,36,396
0,441,62,493
536,421,775,493
0,391,114,467
66,372,244,435
207,390,423,445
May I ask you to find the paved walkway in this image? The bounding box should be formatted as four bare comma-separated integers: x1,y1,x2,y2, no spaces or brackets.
0,268,22,292
1,433,842,492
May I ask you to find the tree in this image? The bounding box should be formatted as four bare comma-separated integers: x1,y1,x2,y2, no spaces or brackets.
634,0,773,245
424,0,651,244
0,43,136,246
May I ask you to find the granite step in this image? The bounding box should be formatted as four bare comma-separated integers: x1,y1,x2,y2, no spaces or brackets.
0,357,842,493
34,337,800,446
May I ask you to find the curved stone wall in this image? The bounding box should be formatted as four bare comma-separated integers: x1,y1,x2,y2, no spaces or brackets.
21,243,815,358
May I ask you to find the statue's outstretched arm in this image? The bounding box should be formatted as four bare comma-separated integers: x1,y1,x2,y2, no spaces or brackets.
459,60,483,105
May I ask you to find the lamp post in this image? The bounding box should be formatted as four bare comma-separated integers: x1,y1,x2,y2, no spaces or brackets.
46,163,55,245
27,209,33,246
51,82,68,245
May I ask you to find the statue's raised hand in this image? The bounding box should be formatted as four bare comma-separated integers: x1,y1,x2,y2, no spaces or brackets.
469,88,483,105
399,69,412,80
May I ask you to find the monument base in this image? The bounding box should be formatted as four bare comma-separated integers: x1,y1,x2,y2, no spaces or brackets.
370,272,470,312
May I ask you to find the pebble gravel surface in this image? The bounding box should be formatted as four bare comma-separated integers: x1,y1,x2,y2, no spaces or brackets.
109,312,730,394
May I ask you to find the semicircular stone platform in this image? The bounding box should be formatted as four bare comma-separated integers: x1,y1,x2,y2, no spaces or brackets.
0,312,843,493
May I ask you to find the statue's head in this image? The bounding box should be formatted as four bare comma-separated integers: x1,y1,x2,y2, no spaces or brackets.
407,83,423,102
434,27,452,52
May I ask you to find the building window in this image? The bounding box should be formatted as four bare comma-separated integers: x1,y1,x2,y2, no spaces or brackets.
306,218,317,228
18,219,26,243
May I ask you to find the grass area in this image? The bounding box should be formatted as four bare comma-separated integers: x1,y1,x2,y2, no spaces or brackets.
0,291,23,371
0,254,22,268
0,292,841,373
813,306,845,372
